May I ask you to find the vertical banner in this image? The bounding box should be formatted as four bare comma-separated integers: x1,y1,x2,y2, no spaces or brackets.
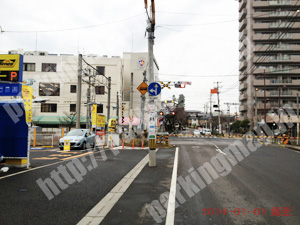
22,85,33,123
92,104,97,128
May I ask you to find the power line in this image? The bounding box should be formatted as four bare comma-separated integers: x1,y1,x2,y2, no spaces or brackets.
1,13,145,33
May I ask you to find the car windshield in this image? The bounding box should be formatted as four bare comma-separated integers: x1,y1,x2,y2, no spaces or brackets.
66,129,85,136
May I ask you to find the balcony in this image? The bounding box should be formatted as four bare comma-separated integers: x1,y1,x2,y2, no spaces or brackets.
239,61,247,71
239,93,248,101
239,19,247,32
253,11,293,19
239,29,247,41
239,0,246,12
256,91,270,98
239,82,248,91
253,68,270,75
239,7,247,22
253,0,296,7
254,44,300,52
253,33,299,41
240,104,248,112
239,73,247,81
253,79,271,86
256,103,271,110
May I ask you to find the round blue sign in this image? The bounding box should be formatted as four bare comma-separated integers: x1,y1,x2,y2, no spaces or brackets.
148,82,161,96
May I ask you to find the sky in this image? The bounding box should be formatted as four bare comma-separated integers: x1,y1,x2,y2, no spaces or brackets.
0,0,239,114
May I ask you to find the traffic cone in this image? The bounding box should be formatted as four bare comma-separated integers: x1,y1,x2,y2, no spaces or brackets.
132,139,135,149
122,139,125,150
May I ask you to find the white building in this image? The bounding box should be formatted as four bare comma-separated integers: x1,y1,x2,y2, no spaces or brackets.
1,50,160,131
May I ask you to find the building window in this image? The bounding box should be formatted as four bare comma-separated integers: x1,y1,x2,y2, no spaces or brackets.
70,85,77,93
23,63,35,71
41,103,57,113
95,86,105,95
42,63,57,72
70,104,76,112
39,83,60,96
96,66,105,75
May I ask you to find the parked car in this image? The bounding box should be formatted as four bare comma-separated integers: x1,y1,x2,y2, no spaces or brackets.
203,129,212,136
193,130,201,136
59,129,95,150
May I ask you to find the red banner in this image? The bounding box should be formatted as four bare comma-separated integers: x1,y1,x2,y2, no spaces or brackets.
211,89,218,94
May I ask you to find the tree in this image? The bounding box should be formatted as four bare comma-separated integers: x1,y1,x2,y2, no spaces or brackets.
177,94,185,108
58,112,77,131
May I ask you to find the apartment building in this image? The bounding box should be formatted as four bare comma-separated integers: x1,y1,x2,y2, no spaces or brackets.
239,0,300,129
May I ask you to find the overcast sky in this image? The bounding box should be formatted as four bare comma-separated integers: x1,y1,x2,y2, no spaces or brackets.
0,0,239,114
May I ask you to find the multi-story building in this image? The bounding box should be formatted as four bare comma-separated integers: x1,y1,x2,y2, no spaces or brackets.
0,50,160,131
239,0,300,129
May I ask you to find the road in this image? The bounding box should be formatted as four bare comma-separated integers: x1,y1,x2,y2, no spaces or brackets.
0,137,300,225
169,136,300,225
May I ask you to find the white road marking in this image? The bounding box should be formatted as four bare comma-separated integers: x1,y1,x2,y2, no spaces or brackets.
213,144,226,156
165,147,179,225
77,149,158,225
0,150,103,180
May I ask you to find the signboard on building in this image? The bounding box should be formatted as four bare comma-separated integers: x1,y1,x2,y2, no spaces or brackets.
0,54,23,82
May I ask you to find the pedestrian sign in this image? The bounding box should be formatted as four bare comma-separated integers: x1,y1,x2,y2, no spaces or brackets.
137,82,148,95
148,82,161,96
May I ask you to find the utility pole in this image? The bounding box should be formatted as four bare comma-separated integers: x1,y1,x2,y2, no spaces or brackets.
76,54,82,128
141,71,147,131
210,93,212,131
146,0,156,167
86,70,91,130
129,73,134,138
106,77,111,133
215,82,222,135
297,93,299,145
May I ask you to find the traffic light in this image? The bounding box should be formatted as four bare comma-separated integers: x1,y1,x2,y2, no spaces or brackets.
159,111,164,116
171,112,175,115
174,82,186,88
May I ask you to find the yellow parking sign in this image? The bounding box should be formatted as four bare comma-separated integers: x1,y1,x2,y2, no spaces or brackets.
64,140,70,151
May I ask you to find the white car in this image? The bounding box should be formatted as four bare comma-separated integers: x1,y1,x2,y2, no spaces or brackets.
193,130,201,136
204,129,211,136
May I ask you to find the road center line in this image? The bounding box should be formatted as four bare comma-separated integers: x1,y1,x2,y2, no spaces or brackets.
165,147,179,225
77,149,158,225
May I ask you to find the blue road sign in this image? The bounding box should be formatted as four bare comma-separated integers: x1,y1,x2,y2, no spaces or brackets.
148,82,161,96
0,83,22,96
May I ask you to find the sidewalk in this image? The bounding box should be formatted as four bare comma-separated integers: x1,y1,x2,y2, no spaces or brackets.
100,148,176,225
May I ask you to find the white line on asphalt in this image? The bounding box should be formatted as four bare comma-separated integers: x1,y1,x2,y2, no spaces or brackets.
77,149,159,225
165,147,179,225
213,144,226,156
0,150,104,180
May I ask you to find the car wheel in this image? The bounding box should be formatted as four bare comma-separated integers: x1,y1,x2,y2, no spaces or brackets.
82,142,86,150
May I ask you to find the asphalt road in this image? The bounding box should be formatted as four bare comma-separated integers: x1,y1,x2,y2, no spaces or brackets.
0,149,148,225
169,136,300,225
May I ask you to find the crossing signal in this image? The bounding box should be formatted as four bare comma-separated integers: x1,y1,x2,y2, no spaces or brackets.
171,112,175,115
159,111,164,116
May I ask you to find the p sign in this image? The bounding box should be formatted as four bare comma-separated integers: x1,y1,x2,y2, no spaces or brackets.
64,140,70,151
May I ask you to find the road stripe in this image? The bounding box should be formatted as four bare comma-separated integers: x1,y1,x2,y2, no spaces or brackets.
77,149,158,225
165,147,179,225
213,144,226,156
0,150,103,180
